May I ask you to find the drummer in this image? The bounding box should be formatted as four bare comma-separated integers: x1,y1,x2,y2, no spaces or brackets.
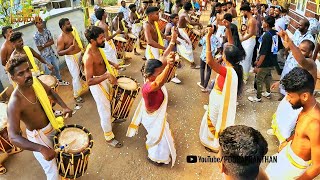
9,32,54,76
112,12,131,38
83,26,123,148
129,4,143,55
6,54,73,179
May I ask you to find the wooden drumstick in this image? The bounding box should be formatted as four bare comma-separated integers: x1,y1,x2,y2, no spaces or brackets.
55,139,76,153
0,87,8,99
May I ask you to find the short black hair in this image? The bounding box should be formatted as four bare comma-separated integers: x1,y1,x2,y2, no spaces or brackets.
301,18,310,28
84,26,105,43
219,125,268,180
9,32,23,42
184,2,193,11
224,13,233,22
261,4,268,9
2,26,12,39
170,13,178,19
142,59,163,77
264,16,275,28
240,4,251,12
175,0,181,4
226,1,232,5
95,8,105,20
59,18,69,29
146,6,159,15
301,39,315,52
121,0,125,3
281,67,315,94
215,2,222,7
129,4,136,10
6,55,28,75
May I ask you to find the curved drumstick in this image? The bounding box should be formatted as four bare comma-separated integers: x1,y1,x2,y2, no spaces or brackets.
0,87,8,99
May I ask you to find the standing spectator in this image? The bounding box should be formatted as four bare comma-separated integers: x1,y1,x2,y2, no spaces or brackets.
274,6,286,32
260,4,268,17
33,17,69,86
90,5,100,25
248,16,281,102
119,1,132,27
197,25,221,92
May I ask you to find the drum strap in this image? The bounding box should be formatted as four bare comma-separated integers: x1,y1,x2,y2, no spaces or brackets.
121,19,128,33
23,46,42,74
32,77,64,130
71,27,84,52
98,48,118,77
154,21,164,55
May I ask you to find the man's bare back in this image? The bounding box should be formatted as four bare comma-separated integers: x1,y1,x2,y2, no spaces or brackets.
246,17,257,36
57,32,81,55
0,41,14,66
291,105,320,161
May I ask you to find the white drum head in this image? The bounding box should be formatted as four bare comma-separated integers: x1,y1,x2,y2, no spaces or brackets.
117,77,138,91
0,103,8,131
58,127,89,153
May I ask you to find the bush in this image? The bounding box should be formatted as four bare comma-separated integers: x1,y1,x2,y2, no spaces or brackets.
103,0,117,6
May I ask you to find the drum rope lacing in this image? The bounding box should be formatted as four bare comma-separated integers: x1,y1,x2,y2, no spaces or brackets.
17,88,38,105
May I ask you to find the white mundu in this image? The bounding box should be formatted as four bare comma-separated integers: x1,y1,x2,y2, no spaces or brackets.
127,86,176,166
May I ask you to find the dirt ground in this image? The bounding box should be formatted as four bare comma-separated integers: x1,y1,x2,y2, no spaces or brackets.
1,7,320,180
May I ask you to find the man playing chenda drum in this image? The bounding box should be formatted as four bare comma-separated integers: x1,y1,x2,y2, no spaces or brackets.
6,55,72,180
83,26,124,148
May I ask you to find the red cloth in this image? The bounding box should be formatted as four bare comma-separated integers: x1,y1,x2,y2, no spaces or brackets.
142,82,164,112
216,66,227,91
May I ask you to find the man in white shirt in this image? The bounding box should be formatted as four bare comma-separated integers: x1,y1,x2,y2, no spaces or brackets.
274,6,286,32
119,0,132,27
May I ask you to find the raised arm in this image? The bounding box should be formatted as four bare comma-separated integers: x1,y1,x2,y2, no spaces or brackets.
144,23,166,50
206,27,224,73
222,19,234,45
160,27,178,64
7,97,55,160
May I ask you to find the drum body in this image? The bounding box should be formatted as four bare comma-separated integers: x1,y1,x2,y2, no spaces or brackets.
113,36,127,59
158,18,168,32
0,103,16,153
125,33,137,52
54,124,93,179
111,76,140,119
189,29,202,50
191,15,199,23
166,54,180,83
162,13,170,21
38,75,59,92
139,30,147,48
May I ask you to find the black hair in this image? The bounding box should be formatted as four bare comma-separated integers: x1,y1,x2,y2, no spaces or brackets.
264,16,275,28
170,13,178,20
261,4,268,9
281,67,315,94
184,2,193,11
6,55,28,75
9,32,22,42
226,1,232,5
221,2,227,6
129,4,136,10
301,39,315,52
224,45,245,95
2,26,12,39
121,0,125,3
59,18,69,29
95,8,105,20
215,2,222,7
175,0,181,4
240,4,251,12
224,13,233,22
282,8,288,13
141,59,163,78
146,6,159,15
301,18,310,28
84,26,105,42
219,125,268,180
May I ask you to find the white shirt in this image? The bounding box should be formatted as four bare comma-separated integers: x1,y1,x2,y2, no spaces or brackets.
275,17,286,32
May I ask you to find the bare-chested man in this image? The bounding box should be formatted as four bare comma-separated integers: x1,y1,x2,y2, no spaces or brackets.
240,4,257,83
266,67,320,180
138,0,150,17
178,2,201,68
0,26,14,66
6,55,72,179
9,32,53,76
95,8,122,64
171,0,183,14
112,12,131,37
215,2,228,44
129,4,143,55
83,26,124,148
57,18,87,103
226,2,237,18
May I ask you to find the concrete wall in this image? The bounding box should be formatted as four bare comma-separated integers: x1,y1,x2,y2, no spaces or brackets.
0,8,86,87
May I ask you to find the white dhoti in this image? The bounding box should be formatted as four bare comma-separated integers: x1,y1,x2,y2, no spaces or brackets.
26,123,59,180
89,79,114,141
132,23,142,49
241,37,256,81
271,97,301,144
199,67,238,151
280,53,298,95
127,86,176,166
64,52,88,98
177,28,194,63
103,41,119,65
265,141,311,180
146,45,161,60
216,25,226,45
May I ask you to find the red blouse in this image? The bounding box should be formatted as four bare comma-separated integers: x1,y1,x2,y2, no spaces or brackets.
215,66,227,91
142,82,164,112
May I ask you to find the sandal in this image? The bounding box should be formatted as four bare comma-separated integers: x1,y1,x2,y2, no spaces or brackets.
107,138,123,148
147,157,164,166
74,97,84,103
113,118,126,123
58,80,70,86
205,147,219,153
72,104,82,115
0,165,6,175
54,110,63,117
